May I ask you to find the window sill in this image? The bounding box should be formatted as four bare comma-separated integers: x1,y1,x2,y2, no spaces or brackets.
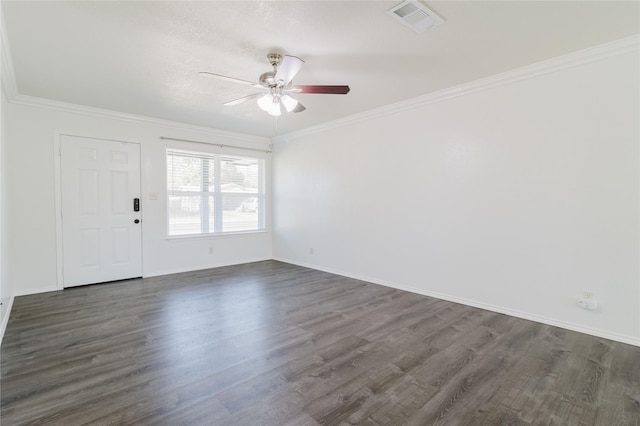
165,230,269,241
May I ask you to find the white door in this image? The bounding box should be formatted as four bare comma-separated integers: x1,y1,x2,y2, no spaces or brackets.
60,135,142,287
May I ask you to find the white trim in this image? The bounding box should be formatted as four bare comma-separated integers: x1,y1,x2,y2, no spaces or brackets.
3,33,637,146
10,256,273,296
11,94,270,146
164,139,270,160
54,131,144,290
273,257,640,347
272,35,640,144
143,256,271,278
53,131,64,290
0,9,18,100
0,295,14,345
165,230,270,241
13,286,58,297
161,136,272,154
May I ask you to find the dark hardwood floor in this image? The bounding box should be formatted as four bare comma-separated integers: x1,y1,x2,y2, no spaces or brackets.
1,260,639,425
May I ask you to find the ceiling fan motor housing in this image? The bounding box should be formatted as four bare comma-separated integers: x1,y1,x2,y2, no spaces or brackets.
259,71,277,87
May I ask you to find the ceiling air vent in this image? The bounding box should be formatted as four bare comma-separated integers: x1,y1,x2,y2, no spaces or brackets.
387,0,444,33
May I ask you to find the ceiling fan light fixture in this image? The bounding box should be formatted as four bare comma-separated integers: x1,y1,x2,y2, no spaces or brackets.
267,98,282,116
257,93,273,112
281,94,299,112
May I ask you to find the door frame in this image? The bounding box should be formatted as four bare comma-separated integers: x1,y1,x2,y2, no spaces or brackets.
53,131,144,290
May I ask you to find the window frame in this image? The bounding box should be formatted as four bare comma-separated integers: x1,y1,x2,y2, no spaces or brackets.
165,144,268,238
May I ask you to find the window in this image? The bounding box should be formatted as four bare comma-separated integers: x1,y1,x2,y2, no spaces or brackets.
167,148,266,236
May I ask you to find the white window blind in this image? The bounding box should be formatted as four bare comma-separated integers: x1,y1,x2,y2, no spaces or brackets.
167,148,266,236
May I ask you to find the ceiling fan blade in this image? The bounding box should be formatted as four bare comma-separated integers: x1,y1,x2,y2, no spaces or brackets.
224,92,264,106
292,102,306,113
274,55,305,86
290,85,350,95
199,72,261,88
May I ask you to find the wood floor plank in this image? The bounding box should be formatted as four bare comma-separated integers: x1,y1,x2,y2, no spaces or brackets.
2,260,639,425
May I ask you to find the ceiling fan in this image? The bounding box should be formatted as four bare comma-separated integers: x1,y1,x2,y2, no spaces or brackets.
199,53,350,117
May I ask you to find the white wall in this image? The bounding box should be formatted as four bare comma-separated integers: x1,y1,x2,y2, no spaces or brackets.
0,7,14,341
0,70,10,337
5,101,272,296
272,46,640,345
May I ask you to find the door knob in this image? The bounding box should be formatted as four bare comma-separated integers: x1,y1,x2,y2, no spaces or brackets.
134,219,140,224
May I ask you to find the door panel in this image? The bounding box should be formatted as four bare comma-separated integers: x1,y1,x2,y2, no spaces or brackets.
78,169,99,213
110,171,129,213
61,135,142,287
111,227,130,264
80,229,100,267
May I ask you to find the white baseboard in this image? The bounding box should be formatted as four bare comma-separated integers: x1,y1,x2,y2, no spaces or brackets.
14,285,59,297
9,258,272,295
143,256,272,278
0,295,14,345
7,257,638,347
273,257,640,348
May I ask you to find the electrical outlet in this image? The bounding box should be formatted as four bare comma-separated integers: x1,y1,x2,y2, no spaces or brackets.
309,248,314,255
581,290,595,300
208,247,214,255
577,297,598,310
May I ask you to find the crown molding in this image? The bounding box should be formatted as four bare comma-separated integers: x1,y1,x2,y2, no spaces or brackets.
1,3,266,145
0,7,18,100
2,17,637,146
11,94,271,145
273,35,640,144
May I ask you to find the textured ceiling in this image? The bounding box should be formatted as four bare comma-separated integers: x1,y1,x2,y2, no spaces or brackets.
3,1,639,137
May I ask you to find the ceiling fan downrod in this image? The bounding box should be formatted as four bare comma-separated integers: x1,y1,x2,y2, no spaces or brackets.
259,53,284,88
